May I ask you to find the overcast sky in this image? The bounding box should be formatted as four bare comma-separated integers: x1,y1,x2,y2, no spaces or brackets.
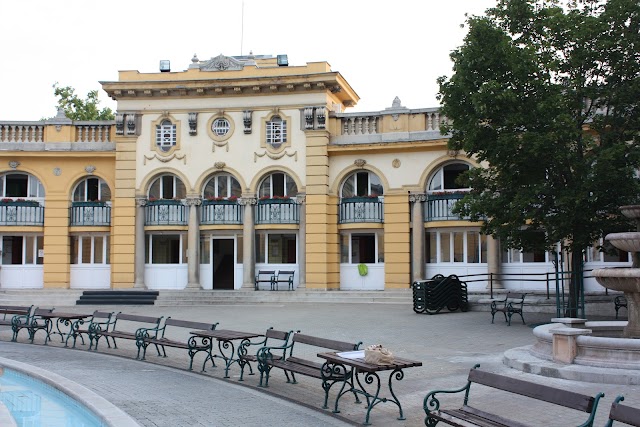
0,0,496,121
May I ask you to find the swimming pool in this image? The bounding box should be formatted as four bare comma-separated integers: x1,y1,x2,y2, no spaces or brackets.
0,367,105,426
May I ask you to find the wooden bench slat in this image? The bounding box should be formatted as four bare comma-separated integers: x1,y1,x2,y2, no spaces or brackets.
293,333,359,352
114,314,162,323
163,318,216,330
610,401,640,426
468,369,595,413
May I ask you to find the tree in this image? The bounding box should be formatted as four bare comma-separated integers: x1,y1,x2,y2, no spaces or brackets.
438,0,640,316
51,83,115,120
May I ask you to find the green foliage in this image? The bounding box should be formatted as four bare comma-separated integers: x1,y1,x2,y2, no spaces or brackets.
439,0,640,254
51,83,114,121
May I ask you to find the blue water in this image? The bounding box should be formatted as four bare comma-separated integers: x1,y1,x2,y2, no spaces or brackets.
0,368,105,427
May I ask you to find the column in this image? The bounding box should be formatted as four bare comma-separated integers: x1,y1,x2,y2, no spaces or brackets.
240,196,257,289
297,195,306,288
186,197,201,289
410,193,426,283
486,235,502,289
134,198,147,289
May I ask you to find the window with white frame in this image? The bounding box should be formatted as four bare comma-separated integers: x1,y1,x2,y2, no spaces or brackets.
203,174,242,199
0,173,45,199
156,119,177,152
212,118,231,137
145,234,187,264
427,163,471,193
340,232,384,264
73,177,111,202
501,247,548,263
266,116,286,149
426,230,487,263
586,238,631,263
258,172,298,199
340,171,384,198
70,235,110,264
148,175,186,200
1,235,43,265
255,233,296,264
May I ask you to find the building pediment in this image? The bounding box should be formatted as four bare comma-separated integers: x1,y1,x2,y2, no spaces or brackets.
198,54,245,71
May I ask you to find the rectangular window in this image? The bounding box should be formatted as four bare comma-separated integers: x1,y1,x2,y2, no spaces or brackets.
236,235,243,264
426,232,437,263
200,235,210,264
71,236,79,264
522,249,546,263
149,234,184,264
6,175,27,197
467,232,480,263
341,234,350,263
440,233,451,262
82,237,92,264
453,232,464,262
351,234,376,263
95,236,104,264
255,234,265,263
70,235,109,264
268,234,296,264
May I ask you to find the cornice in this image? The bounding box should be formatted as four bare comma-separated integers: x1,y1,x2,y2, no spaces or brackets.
101,72,357,106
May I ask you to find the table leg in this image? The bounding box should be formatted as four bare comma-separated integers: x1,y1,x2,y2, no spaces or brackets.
354,368,406,425
217,339,239,378
188,336,214,372
65,319,85,348
320,362,359,412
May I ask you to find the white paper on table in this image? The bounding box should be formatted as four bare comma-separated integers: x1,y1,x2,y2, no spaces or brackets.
336,350,365,359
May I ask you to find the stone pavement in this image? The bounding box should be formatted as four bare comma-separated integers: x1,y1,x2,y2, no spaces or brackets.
0,302,639,426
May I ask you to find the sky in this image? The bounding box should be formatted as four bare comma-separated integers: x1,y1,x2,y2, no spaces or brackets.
0,0,497,121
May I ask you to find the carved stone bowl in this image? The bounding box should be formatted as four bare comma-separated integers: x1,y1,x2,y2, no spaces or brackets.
605,232,640,253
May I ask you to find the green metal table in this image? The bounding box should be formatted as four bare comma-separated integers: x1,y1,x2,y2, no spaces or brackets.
38,312,91,348
189,329,263,378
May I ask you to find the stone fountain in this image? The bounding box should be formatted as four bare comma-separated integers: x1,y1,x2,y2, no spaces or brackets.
503,205,640,384
593,205,640,338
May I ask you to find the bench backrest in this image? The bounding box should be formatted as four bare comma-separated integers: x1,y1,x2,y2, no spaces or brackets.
468,369,597,413
164,318,218,331
34,308,54,316
257,270,276,277
608,397,640,427
277,270,295,278
265,328,291,341
91,311,113,320
113,313,162,327
292,333,361,352
0,305,32,319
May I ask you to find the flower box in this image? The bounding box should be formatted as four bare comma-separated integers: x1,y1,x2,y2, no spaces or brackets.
147,199,182,205
259,198,293,204
72,201,107,207
0,200,40,207
202,199,238,205
342,196,380,203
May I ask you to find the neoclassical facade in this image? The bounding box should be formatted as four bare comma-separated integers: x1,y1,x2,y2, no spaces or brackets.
0,54,629,292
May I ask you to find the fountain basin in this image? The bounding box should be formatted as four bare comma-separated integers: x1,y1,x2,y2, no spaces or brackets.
605,233,640,253
593,268,640,293
621,205,640,219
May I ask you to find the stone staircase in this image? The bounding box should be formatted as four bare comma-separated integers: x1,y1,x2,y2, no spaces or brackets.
0,288,619,317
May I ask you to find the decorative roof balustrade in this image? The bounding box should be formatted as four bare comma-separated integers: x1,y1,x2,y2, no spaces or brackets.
0,121,115,144
330,107,448,145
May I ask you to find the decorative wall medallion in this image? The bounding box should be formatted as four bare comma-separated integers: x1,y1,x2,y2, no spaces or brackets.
254,150,298,162
214,162,226,169
447,149,459,158
392,159,401,168
8,161,20,169
53,167,62,176
354,159,367,168
85,165,96,174
143,153,187,165
200,54,245,71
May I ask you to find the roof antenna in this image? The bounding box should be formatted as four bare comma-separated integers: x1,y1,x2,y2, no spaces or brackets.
240,0,245,56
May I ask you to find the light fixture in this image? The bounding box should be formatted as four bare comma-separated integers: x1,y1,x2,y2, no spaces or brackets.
159,60,171,72
277,55,288,67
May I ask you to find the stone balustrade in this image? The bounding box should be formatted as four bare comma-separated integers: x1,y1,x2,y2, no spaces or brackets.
0,122,45,143
0,121,115,143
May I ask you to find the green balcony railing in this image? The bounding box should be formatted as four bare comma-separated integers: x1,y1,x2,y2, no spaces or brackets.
0,202,44,225
339,197,384,224
255,199,299,224
424,193,468,221
145,200,187,225
70,202,111,226
201,200,243,225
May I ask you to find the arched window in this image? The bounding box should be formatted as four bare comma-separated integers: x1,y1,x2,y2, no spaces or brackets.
73,177,111,202
258,172,297,199
148,174,186,200
427,163,471,193
340,171,384,198
155,119,176,152
0,173,45,199
203,173,242,199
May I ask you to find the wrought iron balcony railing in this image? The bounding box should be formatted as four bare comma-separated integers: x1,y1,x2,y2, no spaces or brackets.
70,202,111,226
0,202,44,225
339,197,384,224
255,199,299,224
145,200,188,225
424,193,469,221
200,200,243,225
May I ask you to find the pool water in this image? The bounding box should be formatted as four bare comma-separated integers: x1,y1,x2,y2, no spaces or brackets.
0,368,105,427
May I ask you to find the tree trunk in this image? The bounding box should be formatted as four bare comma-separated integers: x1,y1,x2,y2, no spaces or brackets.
565,250,584,318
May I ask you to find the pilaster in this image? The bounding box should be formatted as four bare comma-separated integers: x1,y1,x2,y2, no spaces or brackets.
240,196,257,289
42,193,70,288
384,193,411,289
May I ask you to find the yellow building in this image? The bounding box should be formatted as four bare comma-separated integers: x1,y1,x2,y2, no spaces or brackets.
0,54,627,293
